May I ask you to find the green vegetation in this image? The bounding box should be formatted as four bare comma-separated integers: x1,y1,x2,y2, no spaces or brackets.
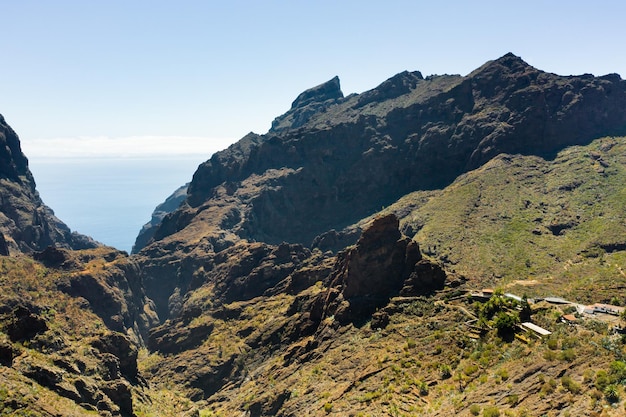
482,405,500,417
384,137,626,301
6,136,626,416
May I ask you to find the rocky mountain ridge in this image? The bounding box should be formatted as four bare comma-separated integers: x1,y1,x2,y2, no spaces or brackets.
133,53,626,325
137,53,626,256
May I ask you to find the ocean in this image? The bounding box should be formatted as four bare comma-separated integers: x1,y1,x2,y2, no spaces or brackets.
28,157,208,253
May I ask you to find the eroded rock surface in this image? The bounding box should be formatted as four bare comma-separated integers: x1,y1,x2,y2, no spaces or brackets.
0,114,99,254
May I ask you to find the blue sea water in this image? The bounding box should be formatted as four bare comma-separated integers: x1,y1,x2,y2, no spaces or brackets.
28,157,207,253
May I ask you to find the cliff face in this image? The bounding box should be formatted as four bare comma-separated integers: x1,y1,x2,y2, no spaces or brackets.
128,54,626,400
141,53,626,258
0,115,99,254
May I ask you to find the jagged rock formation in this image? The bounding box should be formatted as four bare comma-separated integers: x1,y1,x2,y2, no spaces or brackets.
320,214,444,325
270,75,344,132
141,53,626,262
0,254,150,416
135,53,626,329
141,213,444,403
40,247,161,343
132,183,188,253
0,114,99,254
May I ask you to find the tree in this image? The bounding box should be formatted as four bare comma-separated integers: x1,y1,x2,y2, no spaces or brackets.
519,294,532,322
493,311,519,337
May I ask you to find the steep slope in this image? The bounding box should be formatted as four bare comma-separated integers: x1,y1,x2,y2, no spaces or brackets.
140,53,626,255
381,135,626,302
129,54,626,416
136,53,626,319
0,116,161,416
0,250,159,417
0,114,98,254
4,53,626,416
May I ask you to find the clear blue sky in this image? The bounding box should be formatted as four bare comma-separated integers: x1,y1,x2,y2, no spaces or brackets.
3,0,626,153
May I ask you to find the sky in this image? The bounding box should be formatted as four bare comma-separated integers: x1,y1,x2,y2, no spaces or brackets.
2,0,626,250
3,0,626,158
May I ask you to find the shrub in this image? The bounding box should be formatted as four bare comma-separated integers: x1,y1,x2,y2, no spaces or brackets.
609,360,626,384
546,338,558,350
541,378,557,395
604,384,620,403
405,338,416,350
596,370,610,391
464,364,479,376
493,311,519,336
496,368,509,381
417,380,429,396
561,375,581,394
558,348,576,362
590,389,603,400
439,364,452,379
323,402,333,413
469,404,481,415
543,350,557,361
482,405,500,417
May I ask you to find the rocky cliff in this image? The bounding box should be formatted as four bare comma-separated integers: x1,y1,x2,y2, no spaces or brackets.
140,53,626,258
0,114,99,254
135,53,626,321
123,54,626,415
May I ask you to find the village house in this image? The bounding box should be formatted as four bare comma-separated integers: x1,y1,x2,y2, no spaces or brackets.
559,314,577,325
583,303,625,316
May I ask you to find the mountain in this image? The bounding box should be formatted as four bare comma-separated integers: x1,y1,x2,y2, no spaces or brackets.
3,53,626,416
126,53,626,415
140,53,626,254
0,115,158,416
391,135,626,300
135,52,626,319
0,115,99,255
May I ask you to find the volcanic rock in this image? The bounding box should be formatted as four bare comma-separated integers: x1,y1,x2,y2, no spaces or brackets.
0,114,99,254
321,213,442,324
270,75,344,132
143,53,626,279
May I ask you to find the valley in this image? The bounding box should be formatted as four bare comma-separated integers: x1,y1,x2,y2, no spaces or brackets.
2,53,626,416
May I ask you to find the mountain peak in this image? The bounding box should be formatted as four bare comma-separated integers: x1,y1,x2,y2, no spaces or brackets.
470,52,535,78
290,76,343,110
270,76,344,132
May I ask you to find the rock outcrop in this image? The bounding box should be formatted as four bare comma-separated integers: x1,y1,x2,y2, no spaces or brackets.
48,247,160,344
321,214,445,325
270,75,344,132
0,114,99,254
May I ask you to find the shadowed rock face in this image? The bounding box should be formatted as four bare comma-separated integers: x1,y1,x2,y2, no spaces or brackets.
321,214,444,325
0,115,99,254
270,76,344,132
162,54,626,251
135,53,626,324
